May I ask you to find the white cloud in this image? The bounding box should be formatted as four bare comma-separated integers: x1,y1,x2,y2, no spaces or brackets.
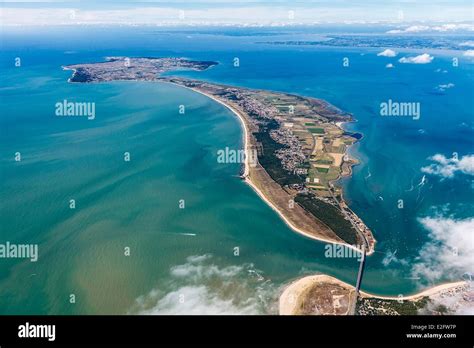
405,25,430,32
387,25,430,34
377,49,397,57
0,6,313,26
129,254,275,315
459,41,474,47
385,63,394,68
411,216,474,284
421,154,474,178
432,23,474,32
419,290,474,314
399,53,434,64
136,285,260,315
463,50,474,57
432,24,474,32
3,5,474,27
387,23,474,34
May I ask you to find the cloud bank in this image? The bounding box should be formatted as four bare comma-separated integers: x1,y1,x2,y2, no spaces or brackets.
411,216,474,284
129,254,275,315
459,41,474,47
399,53,434,64
2,3,474,26
377,49,397,57
421,154,474,178
387,23,474,34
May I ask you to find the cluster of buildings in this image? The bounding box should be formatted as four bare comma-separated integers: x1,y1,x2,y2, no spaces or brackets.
289,183,307,192
218,88,310,175
270,128,307,173
227,90,279,120
67,57,217,83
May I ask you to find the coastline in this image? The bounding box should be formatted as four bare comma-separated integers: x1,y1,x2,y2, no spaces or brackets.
62,66,76,83
178,83,367,252
360,281,469,300
332,120,360,180
279,274,469,315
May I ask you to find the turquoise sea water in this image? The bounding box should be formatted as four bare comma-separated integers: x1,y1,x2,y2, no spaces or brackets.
1,26,473,314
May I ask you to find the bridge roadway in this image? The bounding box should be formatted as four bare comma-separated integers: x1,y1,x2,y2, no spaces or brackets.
348,245,366,315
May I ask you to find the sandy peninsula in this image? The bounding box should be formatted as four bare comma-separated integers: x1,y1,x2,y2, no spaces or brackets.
279,274,356,315
279,274,471,315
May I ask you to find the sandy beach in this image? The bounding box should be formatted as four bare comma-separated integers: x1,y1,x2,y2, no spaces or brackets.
279,274,355,315
279,274,469,315
360,281,469,300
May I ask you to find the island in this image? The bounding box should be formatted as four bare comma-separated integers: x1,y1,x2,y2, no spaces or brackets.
259,35,472,51
279,274,473,315
64,57,218,82
63,56,376,253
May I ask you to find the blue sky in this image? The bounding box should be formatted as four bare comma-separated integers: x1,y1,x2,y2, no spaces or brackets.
1,1,473,26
